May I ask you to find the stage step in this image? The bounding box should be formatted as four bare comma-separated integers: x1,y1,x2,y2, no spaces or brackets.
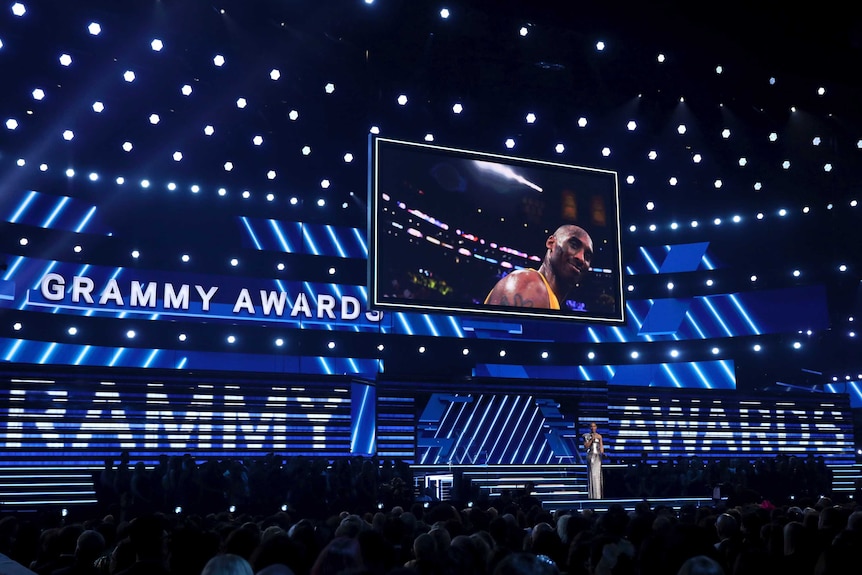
0,466,98,510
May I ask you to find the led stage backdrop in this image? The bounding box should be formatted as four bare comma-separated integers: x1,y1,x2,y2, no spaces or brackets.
378,377,609,466
0,145,831,383
0,368,378,465
607,386,856,464
369,137,625,324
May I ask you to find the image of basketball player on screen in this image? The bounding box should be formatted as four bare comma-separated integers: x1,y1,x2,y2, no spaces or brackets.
484,224,593,310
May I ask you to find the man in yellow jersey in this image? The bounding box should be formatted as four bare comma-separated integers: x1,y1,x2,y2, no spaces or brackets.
484,224,593,309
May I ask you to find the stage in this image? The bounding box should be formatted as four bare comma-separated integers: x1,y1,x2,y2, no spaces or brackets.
410,462,862,513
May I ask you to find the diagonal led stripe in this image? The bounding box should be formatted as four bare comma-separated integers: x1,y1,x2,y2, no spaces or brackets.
639,243,709,335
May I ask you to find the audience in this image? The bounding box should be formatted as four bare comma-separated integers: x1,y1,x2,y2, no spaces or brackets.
0,452,856,575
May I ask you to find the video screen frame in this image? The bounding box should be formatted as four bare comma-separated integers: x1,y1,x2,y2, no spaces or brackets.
368,136,626,324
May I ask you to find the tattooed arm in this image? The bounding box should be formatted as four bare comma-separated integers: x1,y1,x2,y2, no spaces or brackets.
484,269,552,308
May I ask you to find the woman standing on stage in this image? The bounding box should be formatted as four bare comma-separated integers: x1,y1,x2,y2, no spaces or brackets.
584,422,605,499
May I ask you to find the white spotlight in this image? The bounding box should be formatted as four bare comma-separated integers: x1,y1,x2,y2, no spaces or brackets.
151,39,163,51
88,22,102,35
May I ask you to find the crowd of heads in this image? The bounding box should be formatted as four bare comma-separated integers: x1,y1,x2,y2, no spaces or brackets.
2,490,861,575
0,451,858,575
615,453,835,505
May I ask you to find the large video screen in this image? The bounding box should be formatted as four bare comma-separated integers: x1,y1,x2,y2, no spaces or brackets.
369,137,624,323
